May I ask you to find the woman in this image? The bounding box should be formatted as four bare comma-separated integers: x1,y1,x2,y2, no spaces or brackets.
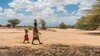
32,28,43,44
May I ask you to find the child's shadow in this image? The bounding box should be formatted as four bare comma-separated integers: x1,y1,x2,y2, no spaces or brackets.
19,42,30,44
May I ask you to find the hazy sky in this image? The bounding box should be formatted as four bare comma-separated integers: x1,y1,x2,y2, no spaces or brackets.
0,0,96,26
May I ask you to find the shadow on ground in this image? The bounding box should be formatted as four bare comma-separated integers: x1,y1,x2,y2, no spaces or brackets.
0,44,100,56
81,32,100,36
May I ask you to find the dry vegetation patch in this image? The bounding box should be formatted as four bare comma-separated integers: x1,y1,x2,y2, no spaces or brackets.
0,44,100,56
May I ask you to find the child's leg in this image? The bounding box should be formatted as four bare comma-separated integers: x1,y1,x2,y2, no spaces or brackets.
27,40,30,43
23,39,25,43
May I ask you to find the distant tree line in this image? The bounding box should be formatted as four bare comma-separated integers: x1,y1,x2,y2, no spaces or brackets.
0,19,47,30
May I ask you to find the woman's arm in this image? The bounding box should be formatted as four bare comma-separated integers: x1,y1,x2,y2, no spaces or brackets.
38,32,41,34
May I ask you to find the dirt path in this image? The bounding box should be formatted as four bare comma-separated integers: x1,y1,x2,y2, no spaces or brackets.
0,29,100,47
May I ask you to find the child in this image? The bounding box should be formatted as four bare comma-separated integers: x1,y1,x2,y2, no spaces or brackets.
32,28,42,44
23,28,29,43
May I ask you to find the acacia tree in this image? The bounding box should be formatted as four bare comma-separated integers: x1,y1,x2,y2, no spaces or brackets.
7,19,20,28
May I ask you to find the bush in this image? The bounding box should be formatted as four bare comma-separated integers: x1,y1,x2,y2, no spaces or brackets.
59,22,67,29
5,24,12,28
0,24,3,27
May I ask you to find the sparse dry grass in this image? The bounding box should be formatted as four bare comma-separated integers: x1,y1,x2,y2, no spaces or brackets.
0,44,100,56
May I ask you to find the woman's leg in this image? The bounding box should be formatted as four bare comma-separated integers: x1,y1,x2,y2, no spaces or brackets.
32,37,35,44
37,36,42,44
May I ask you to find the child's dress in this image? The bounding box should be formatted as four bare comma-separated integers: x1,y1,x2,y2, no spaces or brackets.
24,34,29,40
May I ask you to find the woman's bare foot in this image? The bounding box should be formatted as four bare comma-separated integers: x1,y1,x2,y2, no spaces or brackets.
40,42,43,44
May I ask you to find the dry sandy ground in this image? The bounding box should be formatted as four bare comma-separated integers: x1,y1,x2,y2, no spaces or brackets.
0,28,100,47
0,28,100,56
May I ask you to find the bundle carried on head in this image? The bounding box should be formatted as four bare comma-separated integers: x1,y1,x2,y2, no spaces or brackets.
24,28,29,33
34,19,37,28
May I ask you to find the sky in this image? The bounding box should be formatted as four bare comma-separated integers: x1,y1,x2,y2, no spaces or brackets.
0,0,96,26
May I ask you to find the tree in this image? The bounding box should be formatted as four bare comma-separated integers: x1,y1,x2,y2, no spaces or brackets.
59,22,67,29
40,19,47,30
75,0,100,30
7,19,20,28
75,15,98,30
